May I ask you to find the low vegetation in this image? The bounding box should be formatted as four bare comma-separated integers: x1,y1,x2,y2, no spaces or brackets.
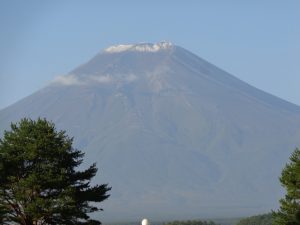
236,213,272,225
164,220,219,225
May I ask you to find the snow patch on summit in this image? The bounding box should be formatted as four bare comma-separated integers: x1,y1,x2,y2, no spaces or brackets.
104,42,173,53
104,44,133,53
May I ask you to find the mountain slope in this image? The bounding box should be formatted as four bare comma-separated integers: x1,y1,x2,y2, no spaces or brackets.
1,42,300,221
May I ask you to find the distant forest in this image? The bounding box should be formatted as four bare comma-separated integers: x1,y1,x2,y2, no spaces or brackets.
105,214,273,225
105,220,218,225
236,213,272,225
164,220,219,225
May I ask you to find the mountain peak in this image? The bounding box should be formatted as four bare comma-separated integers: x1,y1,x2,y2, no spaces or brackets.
1,41,300,221
104,41,174,53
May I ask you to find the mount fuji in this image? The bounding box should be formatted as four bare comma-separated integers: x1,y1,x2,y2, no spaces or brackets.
1,42,300,221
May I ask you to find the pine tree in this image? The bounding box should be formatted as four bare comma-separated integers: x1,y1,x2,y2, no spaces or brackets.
0,118,111,225
273,148,300,225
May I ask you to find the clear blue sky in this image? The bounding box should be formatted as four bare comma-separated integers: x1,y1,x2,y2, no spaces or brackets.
1,0,299,110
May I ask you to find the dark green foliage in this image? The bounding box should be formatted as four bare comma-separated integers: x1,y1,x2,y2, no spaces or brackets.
164,220,219,225
273,148,300,225
236,213,273,225
0,118,111,225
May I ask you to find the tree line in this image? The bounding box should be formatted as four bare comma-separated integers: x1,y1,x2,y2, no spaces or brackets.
164,220,218,225
236,213,272,225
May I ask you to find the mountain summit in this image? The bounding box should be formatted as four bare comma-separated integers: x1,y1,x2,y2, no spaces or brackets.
1,42,300,221
104,41,173,53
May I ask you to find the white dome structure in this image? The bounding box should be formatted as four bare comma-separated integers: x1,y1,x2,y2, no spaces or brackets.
141,218,149,225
